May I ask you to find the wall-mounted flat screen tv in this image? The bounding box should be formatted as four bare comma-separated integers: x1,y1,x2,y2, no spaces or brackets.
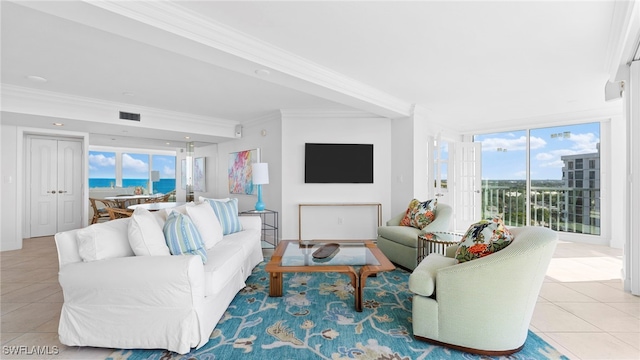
305,143,374,183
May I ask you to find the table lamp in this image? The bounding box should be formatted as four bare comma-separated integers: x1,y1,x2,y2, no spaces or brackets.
252,163,269,211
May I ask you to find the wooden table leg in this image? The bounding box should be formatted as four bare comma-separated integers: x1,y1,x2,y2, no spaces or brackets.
357,268,378,312
269,272,283,297
340,267,361,312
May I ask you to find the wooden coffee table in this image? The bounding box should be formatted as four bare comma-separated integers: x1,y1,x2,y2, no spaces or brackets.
265,240,395,312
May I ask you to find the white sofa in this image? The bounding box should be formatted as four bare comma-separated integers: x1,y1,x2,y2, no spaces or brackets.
54,207,263,354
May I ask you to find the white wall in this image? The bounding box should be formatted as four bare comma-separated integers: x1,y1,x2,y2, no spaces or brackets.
609,114,626,250
281,111,392,241
211,113,283,214
1,124,20,251
390,117,415,216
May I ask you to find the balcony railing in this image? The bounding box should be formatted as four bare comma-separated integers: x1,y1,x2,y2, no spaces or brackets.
481,184,601,235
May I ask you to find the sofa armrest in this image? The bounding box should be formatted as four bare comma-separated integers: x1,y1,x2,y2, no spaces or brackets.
239,214,262,231
420,204,453,234
445,244,458,258
409,253,458,296
59,255,205,306
386,212,405,226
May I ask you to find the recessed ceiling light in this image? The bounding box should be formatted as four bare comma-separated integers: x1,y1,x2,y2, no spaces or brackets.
26,75,48,83
52,122,63,126
185,136,191,139
166,142,171,145
255,69,270,76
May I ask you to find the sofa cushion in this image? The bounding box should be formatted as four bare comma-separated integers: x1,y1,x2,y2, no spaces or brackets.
128,207,171,256
163,211,208,263
409,253,458,297
400,198,437,229
204,198,242,235
454,216,514,263
377,225,423,248
202,240,246,296
186,201,224,249
76,218,133,262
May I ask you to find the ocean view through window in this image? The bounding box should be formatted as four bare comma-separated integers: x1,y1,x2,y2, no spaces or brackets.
88,151,116,188
89,150,176,194
474,122,601,235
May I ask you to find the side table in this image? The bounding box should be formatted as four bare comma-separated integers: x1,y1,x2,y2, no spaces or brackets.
417,232,464,263
239,209,279,249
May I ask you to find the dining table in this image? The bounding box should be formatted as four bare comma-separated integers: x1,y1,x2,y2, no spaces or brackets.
128,201,187,211
104,194,165,208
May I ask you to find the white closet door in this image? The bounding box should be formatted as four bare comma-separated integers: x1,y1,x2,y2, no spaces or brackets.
30,138,83,237
56,140,83,232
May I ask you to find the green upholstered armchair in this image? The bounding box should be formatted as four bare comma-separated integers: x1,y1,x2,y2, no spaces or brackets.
409,226,558,355
376,203,453,270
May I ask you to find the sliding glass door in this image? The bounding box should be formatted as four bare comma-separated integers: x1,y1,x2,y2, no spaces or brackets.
474,122,601,235
474,129,527,227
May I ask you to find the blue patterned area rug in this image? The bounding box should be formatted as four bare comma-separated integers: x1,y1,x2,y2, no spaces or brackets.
107,260,568,360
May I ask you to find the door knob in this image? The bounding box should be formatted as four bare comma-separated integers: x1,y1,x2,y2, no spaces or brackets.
58,190,68,193
47,190,57,194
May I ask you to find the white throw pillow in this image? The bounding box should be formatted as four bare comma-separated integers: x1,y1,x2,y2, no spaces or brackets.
152,209,167,228
164,203,188,218
76,218,133,262
186,201,224,249
128,207,171,256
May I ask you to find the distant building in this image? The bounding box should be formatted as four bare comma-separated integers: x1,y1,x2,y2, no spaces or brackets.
561,143,600,235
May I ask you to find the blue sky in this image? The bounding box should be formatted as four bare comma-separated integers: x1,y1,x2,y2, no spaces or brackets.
89,152,176,179
475,122,600,180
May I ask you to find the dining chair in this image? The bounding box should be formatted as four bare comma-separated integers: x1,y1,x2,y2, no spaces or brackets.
89,198,119,224
106,207,134,220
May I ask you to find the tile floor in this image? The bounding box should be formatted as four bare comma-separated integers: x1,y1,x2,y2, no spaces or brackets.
1,237,639,359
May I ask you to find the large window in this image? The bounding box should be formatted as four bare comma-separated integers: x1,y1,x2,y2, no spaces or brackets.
474,122,601,235
88,150,176,194
88,151,116,188
152,155,177,194
122,153,149,190
475,129,527,226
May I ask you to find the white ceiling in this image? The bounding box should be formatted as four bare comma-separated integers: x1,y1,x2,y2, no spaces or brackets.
0,1,625,149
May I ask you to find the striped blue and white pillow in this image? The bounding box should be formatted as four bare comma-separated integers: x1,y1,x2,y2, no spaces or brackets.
163,211,208,263
205,198,242,235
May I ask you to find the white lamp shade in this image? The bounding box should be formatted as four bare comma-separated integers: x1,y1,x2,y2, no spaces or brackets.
151,171,160,182
252,163,269,185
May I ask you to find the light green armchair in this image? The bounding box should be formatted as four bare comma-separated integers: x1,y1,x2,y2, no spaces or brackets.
409,226,558,355
376,203,453,270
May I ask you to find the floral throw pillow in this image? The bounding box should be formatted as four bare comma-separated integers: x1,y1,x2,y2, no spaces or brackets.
454,216,513,263
400,198,437,230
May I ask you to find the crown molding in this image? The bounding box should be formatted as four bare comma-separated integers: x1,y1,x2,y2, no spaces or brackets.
240,111,283,127
1,84,238,137
279,109,386,119
605,0,640,80
80,1,413,118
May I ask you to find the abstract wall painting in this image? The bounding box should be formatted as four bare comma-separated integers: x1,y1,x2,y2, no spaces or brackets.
228,148,260,194
193,157,206,192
